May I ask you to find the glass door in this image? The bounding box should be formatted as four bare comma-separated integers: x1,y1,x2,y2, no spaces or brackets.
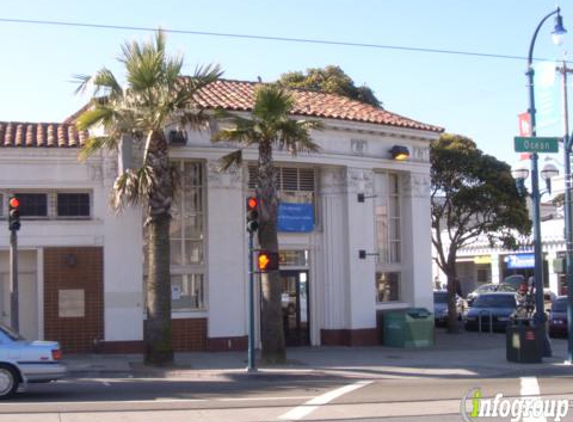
280,270,309,346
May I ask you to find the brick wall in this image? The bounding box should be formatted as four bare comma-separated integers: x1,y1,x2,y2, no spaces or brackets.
44,247,104,353
172,318,208,351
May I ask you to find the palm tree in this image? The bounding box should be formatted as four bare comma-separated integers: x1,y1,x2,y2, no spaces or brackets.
75,30,222,365
213,84,322,363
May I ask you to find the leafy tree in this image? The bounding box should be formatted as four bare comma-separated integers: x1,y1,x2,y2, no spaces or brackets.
75,31,222,365
278,65,381,107
431,134,531,332
212,84,322,362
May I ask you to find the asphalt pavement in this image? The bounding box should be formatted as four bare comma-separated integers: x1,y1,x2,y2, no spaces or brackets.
63,329,573,381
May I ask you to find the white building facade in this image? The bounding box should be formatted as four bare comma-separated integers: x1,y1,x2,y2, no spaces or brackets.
0,80,442,352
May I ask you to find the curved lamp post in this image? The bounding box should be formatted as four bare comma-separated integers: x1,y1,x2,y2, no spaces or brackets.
524,7,566,358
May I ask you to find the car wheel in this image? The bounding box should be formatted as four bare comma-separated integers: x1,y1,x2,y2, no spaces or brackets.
0,365,18,399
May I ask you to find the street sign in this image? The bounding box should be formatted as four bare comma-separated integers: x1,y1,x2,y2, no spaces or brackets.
514,136,560,153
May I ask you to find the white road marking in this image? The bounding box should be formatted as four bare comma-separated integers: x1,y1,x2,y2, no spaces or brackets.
521,377,546,422
278,380,373,421
218,396,315,402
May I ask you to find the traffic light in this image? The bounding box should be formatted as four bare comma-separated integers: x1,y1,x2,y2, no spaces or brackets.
8,196,21,231
246,196,259,233
257,250,279,272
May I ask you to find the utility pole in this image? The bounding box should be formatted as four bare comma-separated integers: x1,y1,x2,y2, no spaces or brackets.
557,61,573,363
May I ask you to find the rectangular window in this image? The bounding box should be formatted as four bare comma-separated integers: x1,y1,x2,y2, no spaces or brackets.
144,161,206,312
171,274,205,310
375,272,400,303
170,162,204,265
15,193,47,217
57,193,90,217
375,173,401,264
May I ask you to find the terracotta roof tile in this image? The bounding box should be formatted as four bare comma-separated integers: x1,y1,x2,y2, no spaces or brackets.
194,80,443,133
0,122,87,148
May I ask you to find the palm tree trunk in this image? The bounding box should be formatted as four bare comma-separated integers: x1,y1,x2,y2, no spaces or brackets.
145,213,173,365
258,140,286,363
144,132,174,366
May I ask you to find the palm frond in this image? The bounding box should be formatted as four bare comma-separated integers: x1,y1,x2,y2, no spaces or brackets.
75,105,114,131
79,136,119,161
73,68,122,97
218,149,243,171
111,165,157,211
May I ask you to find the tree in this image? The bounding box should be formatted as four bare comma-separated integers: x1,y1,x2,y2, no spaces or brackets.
431,134,531,333
212,84,322,363
278,65,381,107
75,31,222,365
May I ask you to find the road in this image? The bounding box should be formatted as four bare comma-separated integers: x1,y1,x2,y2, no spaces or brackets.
1,373,572,421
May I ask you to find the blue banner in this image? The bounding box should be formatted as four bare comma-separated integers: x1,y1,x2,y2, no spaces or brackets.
278,203,314,232
506,254,535,269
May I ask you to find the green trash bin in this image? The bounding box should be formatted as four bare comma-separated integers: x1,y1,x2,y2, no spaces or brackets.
383,308,434,347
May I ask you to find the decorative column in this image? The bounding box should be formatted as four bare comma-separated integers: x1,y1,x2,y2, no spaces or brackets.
205,161,248,351
401,172,433,311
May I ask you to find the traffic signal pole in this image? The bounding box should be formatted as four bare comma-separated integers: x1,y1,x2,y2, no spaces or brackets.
9,230,18,333
247,231,256,372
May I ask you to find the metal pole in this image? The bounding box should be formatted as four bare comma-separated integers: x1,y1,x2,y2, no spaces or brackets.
558,62,573,363
9,230,18,333
247,231,256,372
527,9,560,358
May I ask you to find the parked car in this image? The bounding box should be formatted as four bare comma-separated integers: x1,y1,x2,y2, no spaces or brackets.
433,290,465,326
549,296,568,338
0,323,66,398
466,283,516,307
464,292,518,332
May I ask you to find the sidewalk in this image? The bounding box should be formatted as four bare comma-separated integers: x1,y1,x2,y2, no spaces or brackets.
63,331,573,381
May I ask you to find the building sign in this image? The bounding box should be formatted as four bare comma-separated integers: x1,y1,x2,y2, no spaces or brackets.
278,202,314,232
474,255,491,264
505,253,535,269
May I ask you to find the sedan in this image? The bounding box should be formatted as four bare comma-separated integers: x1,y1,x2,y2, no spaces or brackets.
464,292,518,332
0,323,66,398
549,296,568,337
433,291,464,326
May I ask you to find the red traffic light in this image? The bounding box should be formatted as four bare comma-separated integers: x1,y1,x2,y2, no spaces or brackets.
247,197,258,210
8,197,19,208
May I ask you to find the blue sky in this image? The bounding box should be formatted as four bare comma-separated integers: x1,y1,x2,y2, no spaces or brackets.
0,1,570,166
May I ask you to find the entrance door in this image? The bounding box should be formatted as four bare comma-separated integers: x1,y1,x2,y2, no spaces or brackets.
0,273,38,339
280,270,309,346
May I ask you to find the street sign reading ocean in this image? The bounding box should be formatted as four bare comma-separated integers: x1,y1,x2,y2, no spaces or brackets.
514,136,560,153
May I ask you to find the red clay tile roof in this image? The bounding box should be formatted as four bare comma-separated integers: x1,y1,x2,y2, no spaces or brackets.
194,80,443,133
0,122,87,148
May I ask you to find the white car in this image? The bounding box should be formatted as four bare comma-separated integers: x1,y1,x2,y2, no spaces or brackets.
0,323,67,398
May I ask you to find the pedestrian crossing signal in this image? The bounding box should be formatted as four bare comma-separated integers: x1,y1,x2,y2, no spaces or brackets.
257,250,279,272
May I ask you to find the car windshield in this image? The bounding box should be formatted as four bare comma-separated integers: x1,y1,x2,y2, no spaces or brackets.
473,295,515,308
0,323,24,341
475,285,495,293
434,293,448,304
553,299,567,313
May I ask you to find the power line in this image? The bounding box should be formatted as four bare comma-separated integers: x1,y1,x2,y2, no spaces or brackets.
0,16,553,63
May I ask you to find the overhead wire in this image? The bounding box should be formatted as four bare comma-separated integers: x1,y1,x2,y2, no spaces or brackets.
0,16,565,63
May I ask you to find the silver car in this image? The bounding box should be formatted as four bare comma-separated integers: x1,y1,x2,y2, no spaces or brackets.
0,323,67,398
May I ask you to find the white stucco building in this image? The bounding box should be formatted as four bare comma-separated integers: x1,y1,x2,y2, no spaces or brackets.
0,80,442,352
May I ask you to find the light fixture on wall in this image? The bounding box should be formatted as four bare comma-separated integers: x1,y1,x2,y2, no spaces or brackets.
390,145,410,161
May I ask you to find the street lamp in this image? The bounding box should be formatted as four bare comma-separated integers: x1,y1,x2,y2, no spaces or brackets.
525,7,567,358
